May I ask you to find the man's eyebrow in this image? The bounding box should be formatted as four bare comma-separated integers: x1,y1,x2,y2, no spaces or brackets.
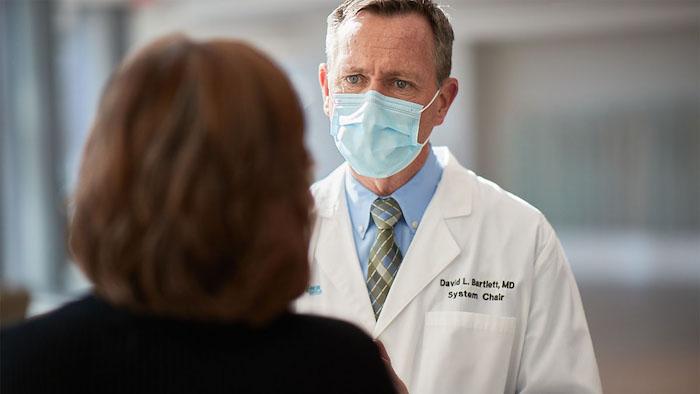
335,67,424,82
337,66,365,75
382,70,421,81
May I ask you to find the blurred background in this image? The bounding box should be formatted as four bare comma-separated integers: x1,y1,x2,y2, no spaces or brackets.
1,0,698,392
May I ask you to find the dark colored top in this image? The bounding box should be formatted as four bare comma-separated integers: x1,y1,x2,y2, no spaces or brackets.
1,295,396,394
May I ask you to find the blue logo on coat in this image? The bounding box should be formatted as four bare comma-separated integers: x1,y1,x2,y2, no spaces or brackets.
307,285,322,295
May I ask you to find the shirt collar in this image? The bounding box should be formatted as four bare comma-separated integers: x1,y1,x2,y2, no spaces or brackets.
344,146,444,239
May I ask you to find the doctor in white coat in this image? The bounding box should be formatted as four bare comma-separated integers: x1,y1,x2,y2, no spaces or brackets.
295,1,602,393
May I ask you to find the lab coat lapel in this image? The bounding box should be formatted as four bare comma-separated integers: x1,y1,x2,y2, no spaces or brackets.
373,151,474,337
314,165,376,332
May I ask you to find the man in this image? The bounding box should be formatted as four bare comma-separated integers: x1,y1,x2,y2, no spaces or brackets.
295,1,602,393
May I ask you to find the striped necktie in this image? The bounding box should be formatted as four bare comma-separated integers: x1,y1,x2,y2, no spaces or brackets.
366,197,403,319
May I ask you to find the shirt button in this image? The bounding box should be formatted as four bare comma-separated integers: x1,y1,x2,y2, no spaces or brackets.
359,225,364,232
411,221,418,229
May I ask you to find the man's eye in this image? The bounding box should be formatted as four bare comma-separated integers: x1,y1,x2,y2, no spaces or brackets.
395,80,409,89
346,75,361,84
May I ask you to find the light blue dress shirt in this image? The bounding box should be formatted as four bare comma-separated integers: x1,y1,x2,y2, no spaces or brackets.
344,146,444,279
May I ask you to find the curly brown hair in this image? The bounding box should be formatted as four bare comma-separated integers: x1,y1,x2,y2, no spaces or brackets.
69,35,312,324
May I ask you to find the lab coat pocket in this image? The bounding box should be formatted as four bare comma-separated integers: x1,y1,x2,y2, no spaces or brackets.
413,311,516,394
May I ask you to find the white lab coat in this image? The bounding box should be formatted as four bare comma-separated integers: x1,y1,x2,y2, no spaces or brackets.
295,147,602,394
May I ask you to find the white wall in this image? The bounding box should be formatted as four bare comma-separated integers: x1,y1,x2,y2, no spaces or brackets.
473,29,700,284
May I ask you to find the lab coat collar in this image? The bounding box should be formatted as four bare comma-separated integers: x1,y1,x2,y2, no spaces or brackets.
433,146,473,219
312,163,346,218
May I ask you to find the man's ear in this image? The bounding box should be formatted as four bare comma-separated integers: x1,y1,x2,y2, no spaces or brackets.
319,63,331,117
433,77,458,126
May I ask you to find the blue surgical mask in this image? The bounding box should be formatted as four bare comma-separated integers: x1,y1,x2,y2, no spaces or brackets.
330,89,440,179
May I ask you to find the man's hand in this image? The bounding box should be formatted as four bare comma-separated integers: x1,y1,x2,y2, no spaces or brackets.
375,340,409,394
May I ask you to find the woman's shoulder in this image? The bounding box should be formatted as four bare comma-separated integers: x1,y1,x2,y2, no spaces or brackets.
1,295,110,392
1,294,105,353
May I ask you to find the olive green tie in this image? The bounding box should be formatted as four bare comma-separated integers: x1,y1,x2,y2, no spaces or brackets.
366,197,403,319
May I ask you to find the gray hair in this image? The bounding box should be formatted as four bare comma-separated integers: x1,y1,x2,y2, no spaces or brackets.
325,0,454,83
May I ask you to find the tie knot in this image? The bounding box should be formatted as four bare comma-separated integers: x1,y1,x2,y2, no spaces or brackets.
370,198,403,230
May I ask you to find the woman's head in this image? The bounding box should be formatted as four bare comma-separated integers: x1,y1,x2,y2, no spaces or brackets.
70,35,312,324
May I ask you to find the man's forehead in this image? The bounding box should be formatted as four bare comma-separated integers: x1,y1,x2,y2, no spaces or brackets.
338,12,433,49
333,12,435,74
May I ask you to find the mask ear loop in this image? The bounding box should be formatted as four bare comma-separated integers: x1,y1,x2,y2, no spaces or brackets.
419,89,441,113
414,89,442,147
